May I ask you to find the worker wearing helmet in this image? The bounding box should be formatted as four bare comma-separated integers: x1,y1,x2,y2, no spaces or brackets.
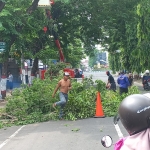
115,94,150,150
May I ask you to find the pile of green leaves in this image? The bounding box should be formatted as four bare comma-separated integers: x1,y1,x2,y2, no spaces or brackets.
0,75,139,128
64,77,96,120
101,86,140,116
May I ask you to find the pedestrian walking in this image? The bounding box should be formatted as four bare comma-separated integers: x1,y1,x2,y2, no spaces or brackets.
8,71,13,94
106,71,116,92
52,72,72,119
117,71,130,95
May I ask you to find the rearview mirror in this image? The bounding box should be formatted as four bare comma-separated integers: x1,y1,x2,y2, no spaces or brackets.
101,135,113,148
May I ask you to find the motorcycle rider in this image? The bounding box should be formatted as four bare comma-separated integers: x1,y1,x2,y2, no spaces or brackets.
142,70,150,83
142,70,150,90
115,94,150,150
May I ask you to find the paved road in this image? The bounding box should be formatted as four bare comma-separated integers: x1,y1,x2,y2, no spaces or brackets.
0,71,147,150
0,118,128,150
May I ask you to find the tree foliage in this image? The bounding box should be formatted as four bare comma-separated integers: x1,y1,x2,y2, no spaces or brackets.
1,0,150,74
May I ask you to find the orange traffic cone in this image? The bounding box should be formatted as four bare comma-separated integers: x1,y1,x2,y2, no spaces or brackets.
94,91,105,118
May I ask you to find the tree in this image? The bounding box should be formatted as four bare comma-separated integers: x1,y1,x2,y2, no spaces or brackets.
51,0,107,56
0,0,41,74
102,0,140,72
136,0,150,71
1,0,150,75
0,0,86,75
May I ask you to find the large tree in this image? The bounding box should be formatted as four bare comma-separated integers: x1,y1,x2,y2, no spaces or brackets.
102,0,141,72
136,0,150,71
0,0,41,75
1,0,150,74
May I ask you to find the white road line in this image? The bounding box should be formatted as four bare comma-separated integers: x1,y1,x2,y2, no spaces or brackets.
114,124,124,139
0,125,26,149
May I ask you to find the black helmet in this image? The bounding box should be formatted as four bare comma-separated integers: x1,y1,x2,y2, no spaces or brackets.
119,94,150,135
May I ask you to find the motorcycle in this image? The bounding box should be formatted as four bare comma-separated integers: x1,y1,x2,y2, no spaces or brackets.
143,79,150,91
142,75,150,90
101,93,150,149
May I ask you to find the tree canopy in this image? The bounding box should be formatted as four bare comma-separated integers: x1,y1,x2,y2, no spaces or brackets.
0,0,150,73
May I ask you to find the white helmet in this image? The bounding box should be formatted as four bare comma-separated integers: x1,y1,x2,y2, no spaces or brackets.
145,70,149,73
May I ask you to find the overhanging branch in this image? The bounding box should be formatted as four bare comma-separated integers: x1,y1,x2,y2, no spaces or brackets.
26,0,39,14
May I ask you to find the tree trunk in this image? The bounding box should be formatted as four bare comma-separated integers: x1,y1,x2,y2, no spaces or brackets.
31,57,39,76
2,59,8,76
0,1,5,12
26,0,39,14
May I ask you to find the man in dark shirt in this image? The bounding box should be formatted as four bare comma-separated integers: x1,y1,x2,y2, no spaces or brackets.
106,71,116,92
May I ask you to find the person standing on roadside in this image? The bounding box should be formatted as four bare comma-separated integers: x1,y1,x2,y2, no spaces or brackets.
128,73,133,87
106,71,116,92
52,72,72,120
8,71,13,94
117,71,130,95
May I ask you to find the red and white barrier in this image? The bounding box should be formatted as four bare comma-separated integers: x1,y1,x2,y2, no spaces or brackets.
1,75,7,99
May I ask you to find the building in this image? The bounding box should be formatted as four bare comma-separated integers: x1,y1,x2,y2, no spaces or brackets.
95,44,108,65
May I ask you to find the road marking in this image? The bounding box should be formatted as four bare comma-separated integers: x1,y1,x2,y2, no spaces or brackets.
114,124,124,139
0,125,26,149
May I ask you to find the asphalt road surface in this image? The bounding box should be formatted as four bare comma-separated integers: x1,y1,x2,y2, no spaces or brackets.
0,118,128,150
0,71,147,150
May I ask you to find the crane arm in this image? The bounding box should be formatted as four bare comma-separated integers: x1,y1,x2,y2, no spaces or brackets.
46,0,65,62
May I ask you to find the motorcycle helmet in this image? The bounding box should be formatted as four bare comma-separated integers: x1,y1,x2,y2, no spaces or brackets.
145,70,149,73
118,94,150,135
